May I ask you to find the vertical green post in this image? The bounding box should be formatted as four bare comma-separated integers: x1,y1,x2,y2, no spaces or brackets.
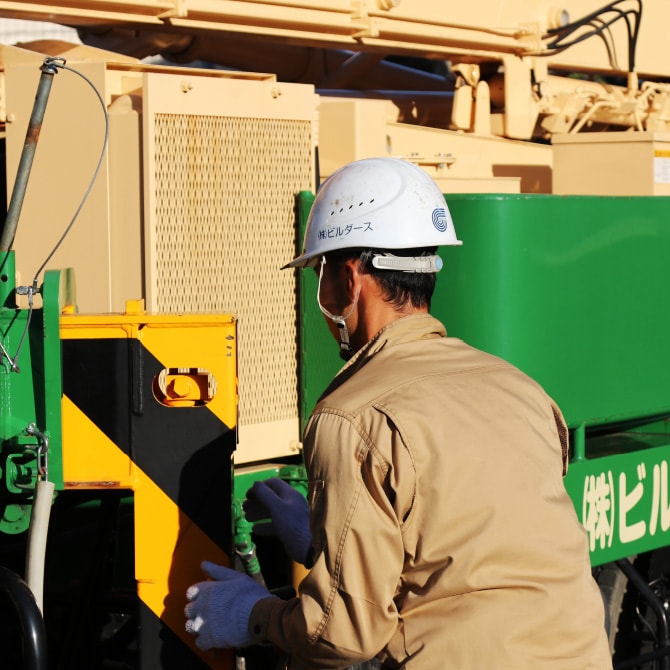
572,423,587,463
0,261,65,534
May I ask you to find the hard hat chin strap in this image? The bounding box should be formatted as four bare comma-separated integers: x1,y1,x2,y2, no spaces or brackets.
317,256,361,358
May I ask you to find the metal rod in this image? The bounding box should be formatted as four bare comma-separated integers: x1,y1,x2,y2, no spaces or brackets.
0,57,63,252
317,52,384,89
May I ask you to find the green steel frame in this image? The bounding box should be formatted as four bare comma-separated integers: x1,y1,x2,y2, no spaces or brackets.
0,252,67,533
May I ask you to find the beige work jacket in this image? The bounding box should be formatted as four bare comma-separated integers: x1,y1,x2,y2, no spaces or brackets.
250,314,612,669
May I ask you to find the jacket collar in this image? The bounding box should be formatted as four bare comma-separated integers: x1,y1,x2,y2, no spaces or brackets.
350,313,446,364
318,314,446,402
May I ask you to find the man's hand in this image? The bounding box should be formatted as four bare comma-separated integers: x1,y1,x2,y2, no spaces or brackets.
185,561,274,650
244,478,313,567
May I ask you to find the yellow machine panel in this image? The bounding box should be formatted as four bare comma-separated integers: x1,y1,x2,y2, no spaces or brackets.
59,302,237,668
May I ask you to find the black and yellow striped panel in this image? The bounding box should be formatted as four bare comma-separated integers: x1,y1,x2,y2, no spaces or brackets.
60,310,238,669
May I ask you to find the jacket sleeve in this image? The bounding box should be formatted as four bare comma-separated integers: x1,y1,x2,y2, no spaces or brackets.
248,408,407,668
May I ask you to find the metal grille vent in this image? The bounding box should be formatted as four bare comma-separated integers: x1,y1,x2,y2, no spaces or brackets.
149,113,313,427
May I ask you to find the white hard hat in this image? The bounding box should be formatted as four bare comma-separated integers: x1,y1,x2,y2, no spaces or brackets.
285,157,462,269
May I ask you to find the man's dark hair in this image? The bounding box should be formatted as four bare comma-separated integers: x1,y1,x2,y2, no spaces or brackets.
328,247,437,311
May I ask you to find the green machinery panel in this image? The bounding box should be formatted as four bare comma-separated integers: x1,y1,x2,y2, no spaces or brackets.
435,194,670,430
0,253,66,533
298,192,670,431
564,420,670,566
296,192,340,430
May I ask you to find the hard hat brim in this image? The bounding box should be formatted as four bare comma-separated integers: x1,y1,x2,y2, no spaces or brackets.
281,253,316,270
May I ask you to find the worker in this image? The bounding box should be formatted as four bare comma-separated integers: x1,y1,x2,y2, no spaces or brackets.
185,157,612,668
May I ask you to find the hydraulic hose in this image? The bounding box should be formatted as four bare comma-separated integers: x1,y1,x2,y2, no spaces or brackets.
0,566,48,670
25,479,55,613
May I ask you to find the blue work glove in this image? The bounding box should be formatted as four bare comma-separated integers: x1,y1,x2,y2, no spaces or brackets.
244,478,313,567
185,561,273,650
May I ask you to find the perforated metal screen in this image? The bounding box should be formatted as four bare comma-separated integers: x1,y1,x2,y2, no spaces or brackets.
146,110,314,445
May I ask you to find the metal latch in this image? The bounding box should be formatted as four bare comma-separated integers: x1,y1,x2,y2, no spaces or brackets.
153,367,217,407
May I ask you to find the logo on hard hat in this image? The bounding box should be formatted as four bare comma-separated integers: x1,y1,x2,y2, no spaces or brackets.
432,208,448,232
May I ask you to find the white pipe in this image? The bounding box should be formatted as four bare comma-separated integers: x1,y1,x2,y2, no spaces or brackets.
25,479,55,614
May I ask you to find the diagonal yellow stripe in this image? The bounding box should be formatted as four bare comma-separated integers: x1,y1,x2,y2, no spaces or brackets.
135,320,238,430
62,396,233,668
135,470,233,668
60,312,238,431
62,395,136,486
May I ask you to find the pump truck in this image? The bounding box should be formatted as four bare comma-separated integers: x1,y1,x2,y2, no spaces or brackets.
1,0,670,668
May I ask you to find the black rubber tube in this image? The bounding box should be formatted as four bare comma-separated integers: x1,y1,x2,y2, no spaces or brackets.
0,565,47,670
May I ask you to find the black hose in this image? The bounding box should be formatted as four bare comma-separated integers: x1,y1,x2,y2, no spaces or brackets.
0,565,48,670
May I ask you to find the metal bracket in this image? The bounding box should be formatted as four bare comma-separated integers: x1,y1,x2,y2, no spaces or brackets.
25,424,49,482
350,0,380,39
157,0,188,20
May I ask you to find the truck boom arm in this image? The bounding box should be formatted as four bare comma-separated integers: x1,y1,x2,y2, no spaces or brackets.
0,0,667,78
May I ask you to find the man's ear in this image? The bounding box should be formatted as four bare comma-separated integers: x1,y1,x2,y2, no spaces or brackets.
343,258,364,301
